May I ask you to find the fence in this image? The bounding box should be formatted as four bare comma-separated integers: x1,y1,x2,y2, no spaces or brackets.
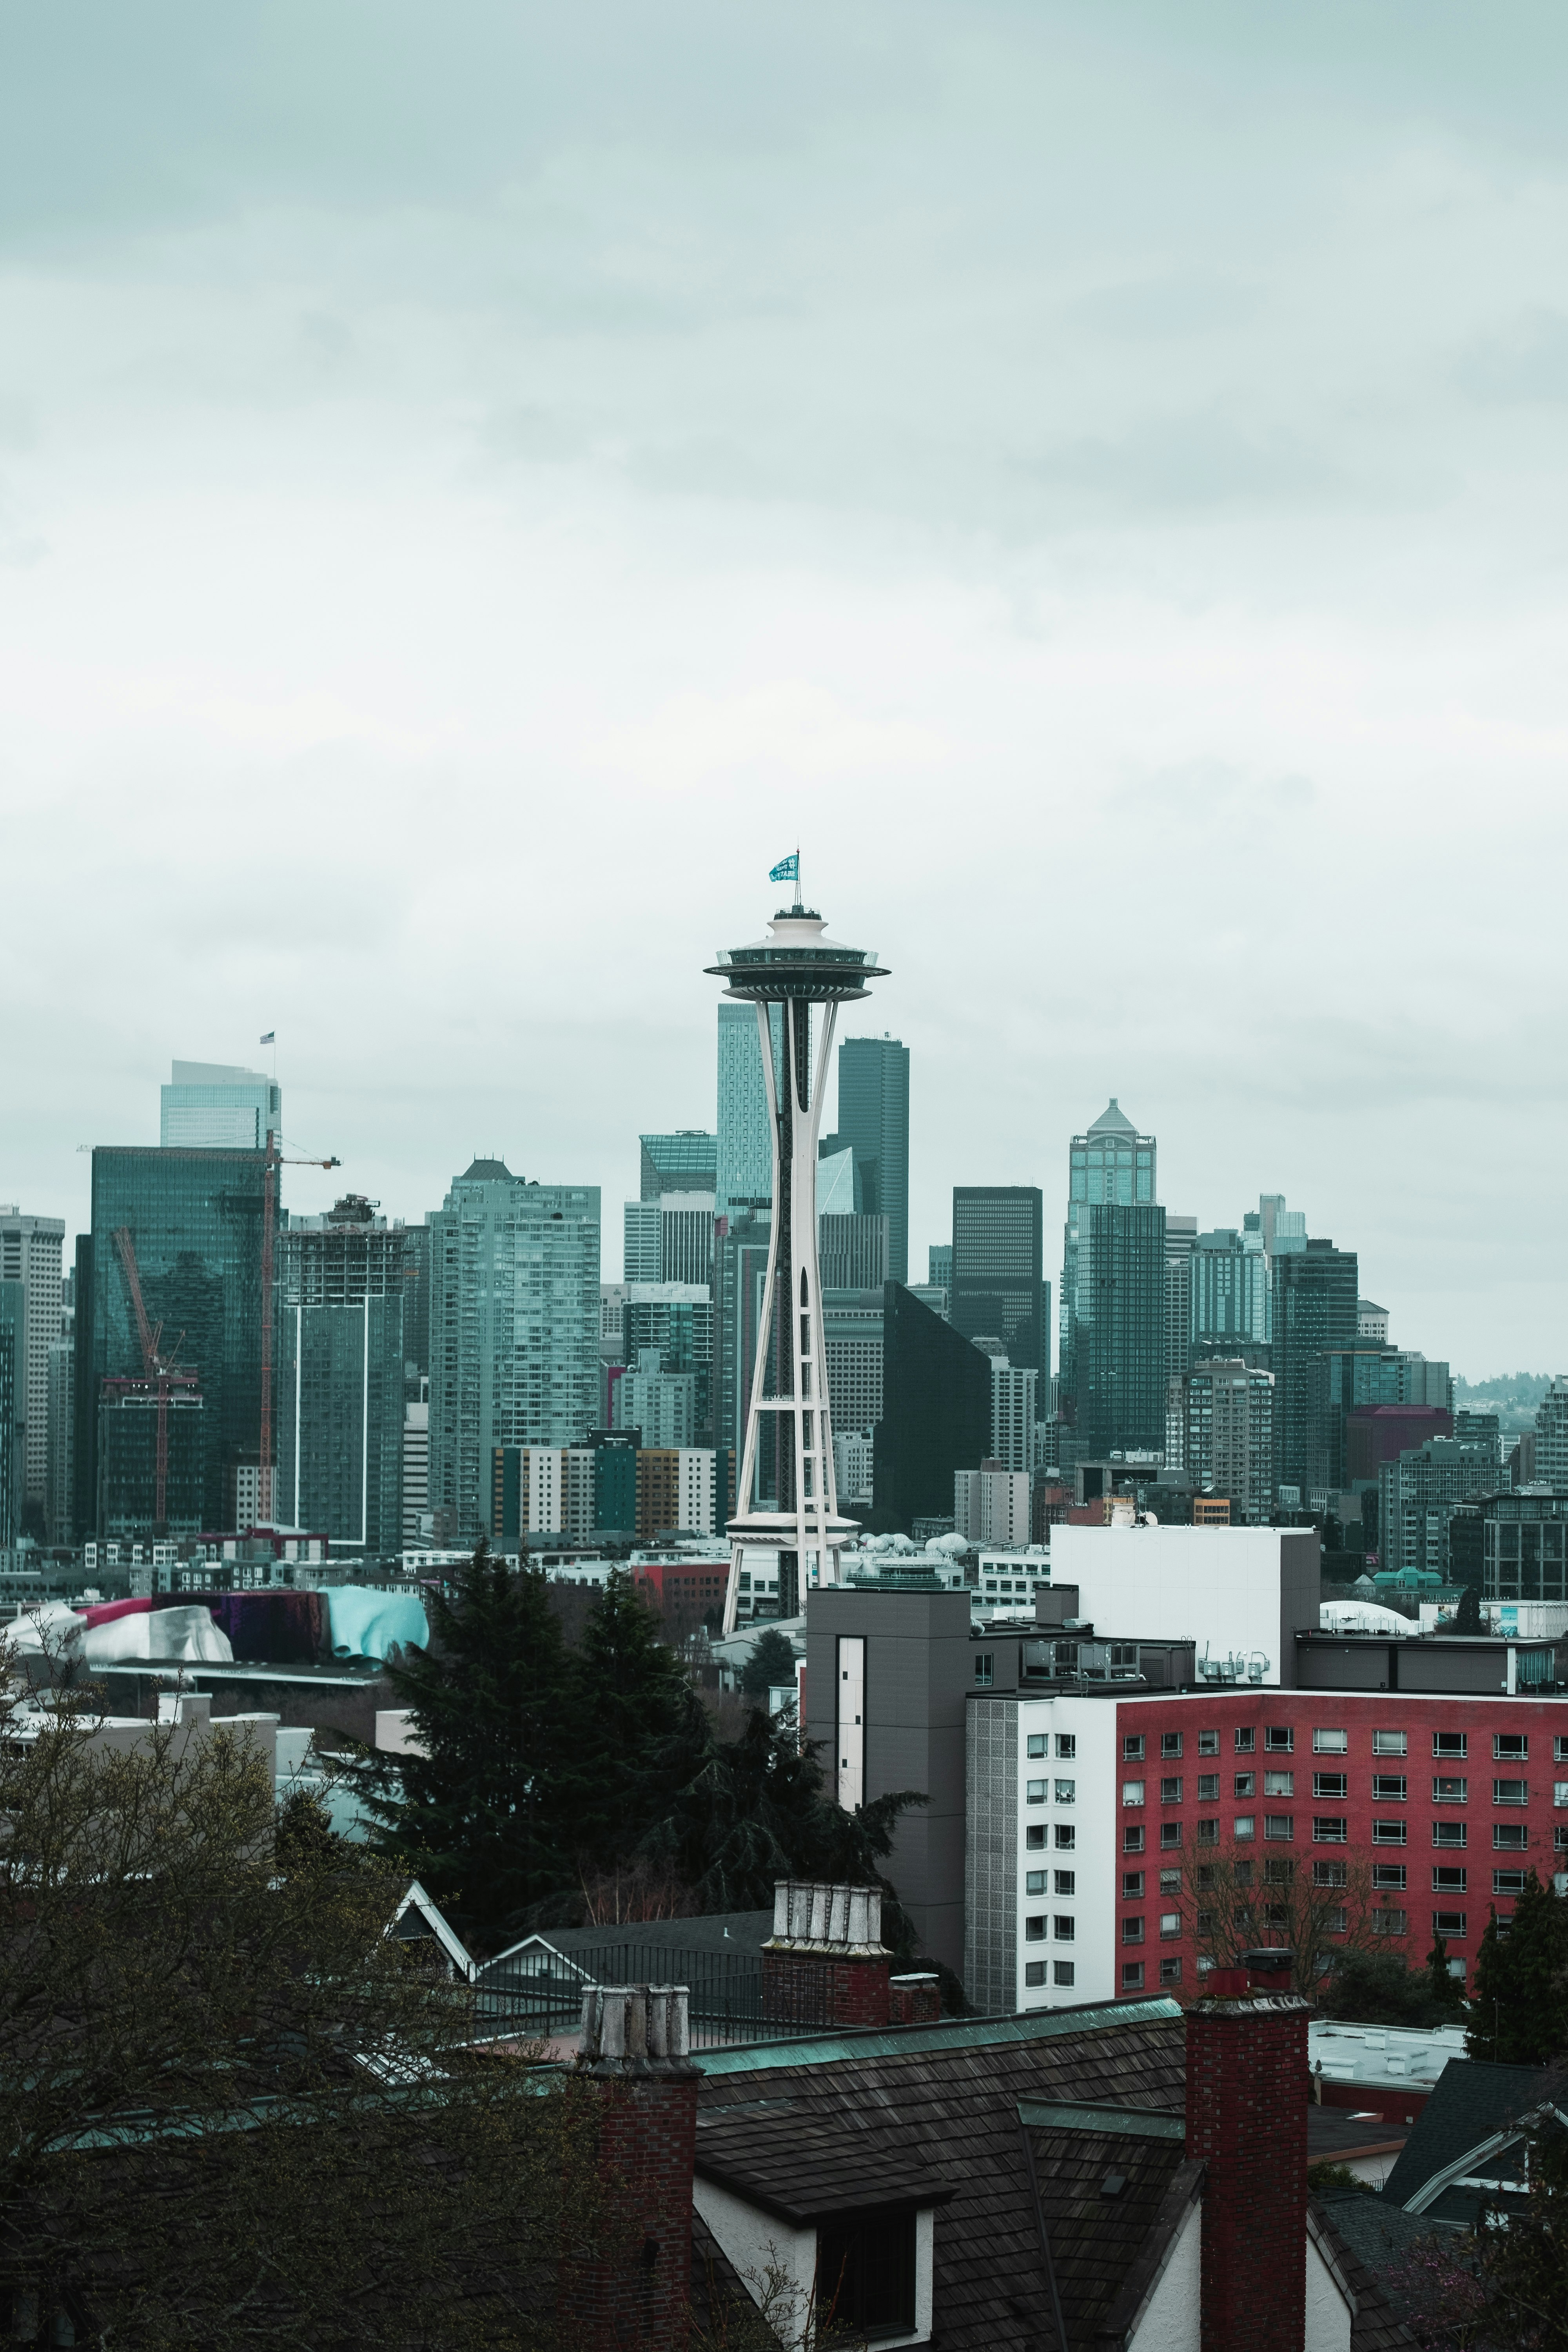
474,1940,832,2050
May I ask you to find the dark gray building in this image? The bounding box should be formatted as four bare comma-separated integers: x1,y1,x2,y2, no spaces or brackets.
873,1283,992,1531
830,1035,910,1284
951,1186,1046,1372
1271,1238,1359,1499
1073,1202,1167,1456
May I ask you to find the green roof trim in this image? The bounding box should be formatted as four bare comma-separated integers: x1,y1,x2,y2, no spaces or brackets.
694,1998,1183,2076
1017,2098,1185,2141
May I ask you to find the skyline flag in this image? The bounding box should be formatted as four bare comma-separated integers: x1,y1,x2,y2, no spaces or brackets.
769,853,799,885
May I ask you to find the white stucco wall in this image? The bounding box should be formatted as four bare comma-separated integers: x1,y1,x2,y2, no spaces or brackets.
1127,2194,1200,2351
1304,2228,1354,2352
693,2179,815,2348
1049,1525,1298,1683
1016,1693,1119,2008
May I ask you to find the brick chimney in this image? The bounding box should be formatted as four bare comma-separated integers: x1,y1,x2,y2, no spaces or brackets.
1185,1950,1310,2352
569,1984,701,2352
761,1879,892,2029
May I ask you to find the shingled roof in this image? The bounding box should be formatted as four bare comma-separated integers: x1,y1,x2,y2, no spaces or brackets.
1381,2059,1562,2212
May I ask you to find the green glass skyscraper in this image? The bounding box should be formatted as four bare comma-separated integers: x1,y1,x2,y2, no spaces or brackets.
952,1186,1046,1371
832,1034,910,1284
1060,1100,1156,1411
1074,1201,1167,1455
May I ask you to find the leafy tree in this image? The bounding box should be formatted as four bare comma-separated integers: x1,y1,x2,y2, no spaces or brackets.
1467,1872,1568,2065
740,1627,799,1702
0,1671,606,2349
1178,1838,1398,1997
1426,1933,1466,2016
1323,1948,1459,2030
364,1543,593,1949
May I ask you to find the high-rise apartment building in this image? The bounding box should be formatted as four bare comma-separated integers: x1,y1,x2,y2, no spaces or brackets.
1163,1215,1196,1389
0,1209,66,1535
1185,1358,1274,1525
615,1349,697,1449
47,1296,74,1547
428,1160,600,1539
952,1187,1046,1371
953,1462,1031,1545
80,1149,270,1536
818,1214,889,1292
873,1283,993,1530
1073,1202,1167,1456
831,1034,910,1283
1190,1227,1270,1353
1379,1437,1498,1577
402,1390,429,1545
1534,1376,1568,1486
1060,1101,1155,1409
276,1196,412,1553
0,1289,20,1548
622,1283,712,1446
623,1201,662,1284
159,1060,281,1150
1271,1239,1359,1499
991,1361,1039,1474
716,1004,780,1217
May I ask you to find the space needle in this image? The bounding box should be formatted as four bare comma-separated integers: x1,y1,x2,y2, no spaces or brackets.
707,860,889,1636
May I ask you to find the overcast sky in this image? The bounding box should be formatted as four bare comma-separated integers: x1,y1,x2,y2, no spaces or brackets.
4,3,1567,1376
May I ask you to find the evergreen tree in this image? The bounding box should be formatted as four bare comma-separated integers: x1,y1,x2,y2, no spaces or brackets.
1467,1871,1568,2064
1454,1583,1482,1633
740,1627,799,1701
1425,1933,1465,2016
573,1568,691,1860
362,1543,592,1950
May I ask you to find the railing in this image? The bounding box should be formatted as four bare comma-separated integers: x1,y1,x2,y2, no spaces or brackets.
474,1942,832,2050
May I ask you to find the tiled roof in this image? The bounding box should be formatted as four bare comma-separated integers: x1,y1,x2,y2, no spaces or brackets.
695,2101,953,2224
1311,2194,1423,2349
1381,2060,1559,2209
694,2000,1188,2350
1022,2111,1196,2346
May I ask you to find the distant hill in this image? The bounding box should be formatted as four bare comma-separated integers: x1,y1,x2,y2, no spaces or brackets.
1455,1372,1553,1436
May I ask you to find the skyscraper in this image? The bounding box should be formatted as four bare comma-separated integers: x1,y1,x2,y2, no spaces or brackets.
81,1149,270,1534
831,1034,910,1283
1185,1359,1275,1525
1073,1201,1167,1455
1060,1101,1156,1410
952,1187,1047,1371
0,1289,20,1549
1163,1214,1197,1390
707,889,888,1626
276,1195,411,1552
427,1160,600,1538
1191,1228,1270,1352
1534,1376,1568,1486
1271,1239,1359,1498
873,1283,992,1530
160,1061,281,1151
639,1131,718,1201
0,1208,65,1537
716,1003,781,1218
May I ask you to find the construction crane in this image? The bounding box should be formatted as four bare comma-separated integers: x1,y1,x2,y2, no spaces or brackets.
115,1132,340,1532
111,1225,198,1534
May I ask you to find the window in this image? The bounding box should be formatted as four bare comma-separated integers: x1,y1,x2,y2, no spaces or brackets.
1233,1815,1255,1841
1160,1957,1183,1984
1123,1734,1145,1761
1026,1871,1047,1895
1026,1825,1047,1851
1313,1859,1348,1887
1056,1734,1076,1760
1555,1782,1568,1810
1234,1772,1256,1798
1433,1778,1468,1805
1198,1730,1220,1756
1027,1780,1047,1804
1123,1780,1146,1807
1196,1908,1216,1935
1160,1777,1183,1804
1434,1732,1467,1759
1265,1727,1294,1753
1197,1774,1219,1802
1372,1863,1407,1890
1372,1775,1407,1802
1024,1961,1046,1987
1160,1868,1182,1894
1265,1857,1294,1886
1196,1818,1218,1846
1122,1962,1145,1991
1323,1906,1349,1934
1123,1826,1145,1853
1027,1734,1047,1759
1313,1773,1348,1800
1314,1729,1348,1754
974,1655,994,1688
1432,1911,1467,1937
1265,1816,1294,1842
816,2209,917,2340
1495,1734,1528,1762
1024,1915,1045,1942
1160,1822,1183,1851
1265,1771,1294,1798
1056,1779,1077,1805
1122,1917,1145,1944
1053,1960,1075,1986
1055,1824,1076,1851
1373,1819,1408,1845
1122,1872,1145,1899
1373,1730,1408,1757
1372,1908,1408,1935
1054,1916,1075,1942
1055,1870,1076,1895
1313,1817,1348,1844
1494,1869,1529,1896
1494,1780,1528,1807
1493,1823,1528,1851
1161,1732,1183,1759
1235,1728,1256,1753
1160,1912,1181,1940
1433,1821,1467,1849
1433,1866,1467,1892
1557,1737,1568,1765
1196,1955,1214,1976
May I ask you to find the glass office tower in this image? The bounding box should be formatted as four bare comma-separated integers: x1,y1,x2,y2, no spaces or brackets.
716,1003,782,1218
82,1147,270,1535
639,1131,719,1201
1271,1240,1359,1497
1060,1100,1156,1410
833,1034,911,1283
1074,1202,1168,1455
277,1198,412,1552
952,1186,1047,1371
159,1060,281,1150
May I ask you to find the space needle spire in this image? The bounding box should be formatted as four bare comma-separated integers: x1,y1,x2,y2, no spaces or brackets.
707,863,889,1635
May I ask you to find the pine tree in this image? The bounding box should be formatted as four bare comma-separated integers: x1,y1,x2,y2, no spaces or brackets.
1425,1933,1464,2016
1467,1871,1568,2065
363,1544,592,1951
573,1568,691,1861
1454,1583,1482,1633
740,1627,798,1701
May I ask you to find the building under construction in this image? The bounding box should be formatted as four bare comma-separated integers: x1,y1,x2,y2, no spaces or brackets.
276,1196,418,1554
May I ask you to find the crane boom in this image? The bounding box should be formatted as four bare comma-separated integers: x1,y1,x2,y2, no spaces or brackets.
112,1226,157,1376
